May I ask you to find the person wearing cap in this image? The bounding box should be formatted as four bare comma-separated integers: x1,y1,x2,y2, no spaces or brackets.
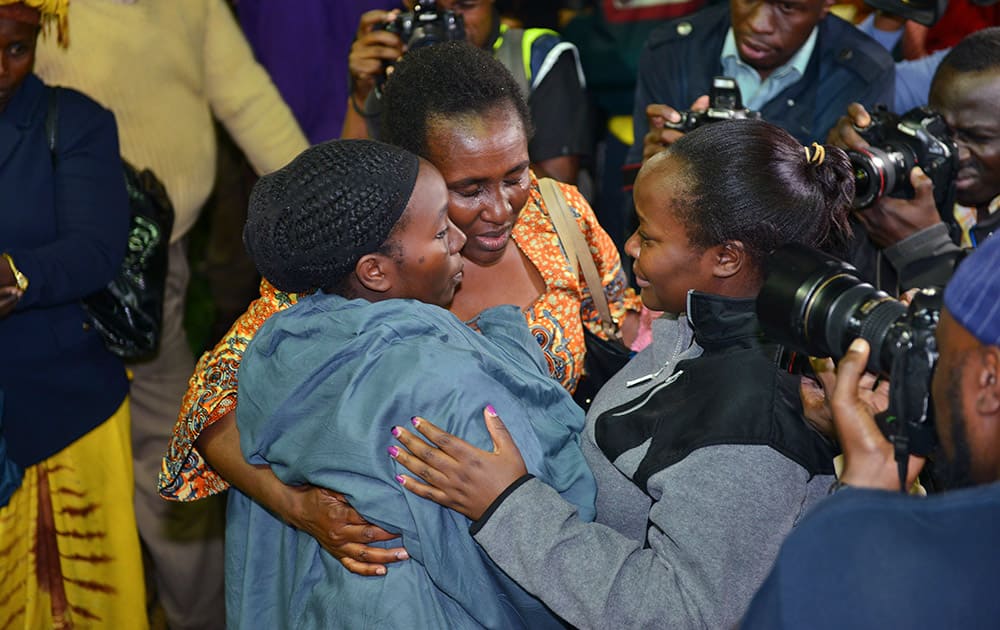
226,138,595,629
740,233,1000,628
0,1,147,628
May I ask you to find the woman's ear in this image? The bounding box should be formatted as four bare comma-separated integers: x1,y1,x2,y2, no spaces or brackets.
711,240,746,279
354,253,393,294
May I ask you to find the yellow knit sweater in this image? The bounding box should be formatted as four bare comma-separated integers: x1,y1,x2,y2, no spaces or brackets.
34,0,309,242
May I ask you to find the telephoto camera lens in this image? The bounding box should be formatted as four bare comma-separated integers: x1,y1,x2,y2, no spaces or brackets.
756,243,908,375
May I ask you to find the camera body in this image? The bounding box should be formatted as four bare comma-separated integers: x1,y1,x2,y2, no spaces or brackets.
848,106,959,219
376,0,466,51
664,76,762,133
756,243,941,456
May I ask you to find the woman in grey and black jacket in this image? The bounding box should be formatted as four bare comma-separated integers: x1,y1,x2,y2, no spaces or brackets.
391,119,855,630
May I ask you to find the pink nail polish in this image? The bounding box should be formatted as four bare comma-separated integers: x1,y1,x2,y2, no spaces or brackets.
387,446,399,458
486,405,497,416
390,426,401,438
395,474,406,485
410,416,421,428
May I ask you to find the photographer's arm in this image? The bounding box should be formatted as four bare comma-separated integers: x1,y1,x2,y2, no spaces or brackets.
830,339,925,490
340,10,404,140
197,411,407,575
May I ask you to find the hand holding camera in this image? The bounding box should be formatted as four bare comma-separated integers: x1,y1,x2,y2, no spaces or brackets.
829,102,960,246
642,96,709,163
856,167,941,248
829,338,927,491
642,77,762,164
757,243,943,490
348,2,466,106
348,10,408,105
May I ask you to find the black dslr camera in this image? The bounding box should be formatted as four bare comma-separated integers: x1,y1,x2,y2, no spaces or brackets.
847,106,959,222
756,243,941,466
376,0,466,51
663,76,762,132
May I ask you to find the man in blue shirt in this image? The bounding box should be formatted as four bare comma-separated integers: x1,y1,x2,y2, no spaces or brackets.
629,0,895,166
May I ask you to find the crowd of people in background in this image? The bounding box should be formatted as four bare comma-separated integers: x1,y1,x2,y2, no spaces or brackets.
1,0,998,628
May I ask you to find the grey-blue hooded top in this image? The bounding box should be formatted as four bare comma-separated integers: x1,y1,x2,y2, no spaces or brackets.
227,293,597,629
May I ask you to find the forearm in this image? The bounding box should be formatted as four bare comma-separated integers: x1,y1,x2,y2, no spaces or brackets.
340,96,372,140
474,446,817,630
474,478,708,630
196,411,297,522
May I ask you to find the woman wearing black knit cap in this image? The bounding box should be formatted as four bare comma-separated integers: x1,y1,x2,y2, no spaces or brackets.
225,138,596,629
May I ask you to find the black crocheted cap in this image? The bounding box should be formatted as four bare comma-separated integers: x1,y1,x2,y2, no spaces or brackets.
244,139,420,293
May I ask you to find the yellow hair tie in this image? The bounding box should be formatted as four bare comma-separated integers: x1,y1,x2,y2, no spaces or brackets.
803,142,825,166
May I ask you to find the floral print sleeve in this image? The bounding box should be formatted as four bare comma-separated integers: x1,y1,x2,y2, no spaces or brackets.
158,280,299,501
513,174,641,394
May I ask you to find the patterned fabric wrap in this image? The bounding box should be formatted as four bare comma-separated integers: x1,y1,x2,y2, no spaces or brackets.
158,279,300,501
0,399,147,629
158,174,639,502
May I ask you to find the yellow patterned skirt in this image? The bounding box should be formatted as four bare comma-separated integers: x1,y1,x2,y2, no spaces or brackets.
0,398,148,629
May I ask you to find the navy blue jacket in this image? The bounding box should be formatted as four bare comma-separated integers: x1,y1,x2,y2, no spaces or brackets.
0,74,130,467
627,4,895,163
742,482,1000,629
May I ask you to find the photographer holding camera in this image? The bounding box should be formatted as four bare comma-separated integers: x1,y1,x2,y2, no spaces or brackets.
831,28,1000,293
341,0,591,185
629,0,895,166
741,232,1000,629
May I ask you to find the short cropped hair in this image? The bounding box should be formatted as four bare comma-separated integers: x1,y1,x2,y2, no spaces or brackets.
380,40,534,158
938,27,1000,74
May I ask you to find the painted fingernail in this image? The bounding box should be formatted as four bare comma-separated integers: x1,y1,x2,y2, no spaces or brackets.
396,550,410,560
376,567,387,576
410,416,421,428
387,446,399,458
486,405,497,416
395,474,406,485
390,426,401,438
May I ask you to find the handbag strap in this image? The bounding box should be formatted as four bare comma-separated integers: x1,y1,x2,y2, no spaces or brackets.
45,86,60,166
539,178,621,341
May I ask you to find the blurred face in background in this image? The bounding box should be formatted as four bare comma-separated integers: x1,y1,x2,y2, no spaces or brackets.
406,0,495,50
0,15,38,112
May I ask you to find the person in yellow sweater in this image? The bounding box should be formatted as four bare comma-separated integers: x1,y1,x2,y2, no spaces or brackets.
34,1,309,628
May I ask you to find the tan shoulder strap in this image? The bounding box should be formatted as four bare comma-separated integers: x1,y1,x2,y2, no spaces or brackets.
538,178,620,339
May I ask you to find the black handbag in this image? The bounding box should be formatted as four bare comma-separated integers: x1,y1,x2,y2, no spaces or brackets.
46,88,174,360
539,179,632,410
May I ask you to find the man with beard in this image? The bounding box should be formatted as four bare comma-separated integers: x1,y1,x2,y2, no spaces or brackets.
830,28,1000,293
740,234,1000,629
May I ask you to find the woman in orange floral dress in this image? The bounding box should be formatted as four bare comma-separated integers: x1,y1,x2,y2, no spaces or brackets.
159,42,639,572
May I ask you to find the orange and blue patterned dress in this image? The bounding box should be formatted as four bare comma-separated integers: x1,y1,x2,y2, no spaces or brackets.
159,174,640,501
